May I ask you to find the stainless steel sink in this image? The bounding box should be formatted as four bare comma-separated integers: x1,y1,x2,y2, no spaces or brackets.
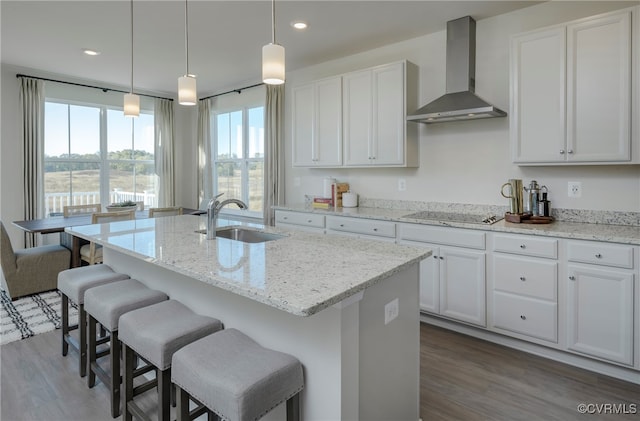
196,227,285,243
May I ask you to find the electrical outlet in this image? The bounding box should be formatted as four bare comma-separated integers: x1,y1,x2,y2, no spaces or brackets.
384,298,399,325
398,178,406,192
568,181,582,198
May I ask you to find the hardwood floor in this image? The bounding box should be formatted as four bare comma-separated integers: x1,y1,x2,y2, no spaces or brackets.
1,323,639,420
420,323,640,420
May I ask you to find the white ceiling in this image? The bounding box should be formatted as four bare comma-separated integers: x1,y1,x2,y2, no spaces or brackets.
1,1,541,98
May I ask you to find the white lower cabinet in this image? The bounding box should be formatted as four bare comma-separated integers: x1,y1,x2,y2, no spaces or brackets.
325,215,396,242
274,210,325,233
398,224,486,327
566,240,636,366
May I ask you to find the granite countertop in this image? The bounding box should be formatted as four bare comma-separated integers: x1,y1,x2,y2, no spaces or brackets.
273,205,640,245
65,216,430,317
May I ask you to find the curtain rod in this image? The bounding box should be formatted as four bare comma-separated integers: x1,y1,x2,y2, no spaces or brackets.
15,74,173,101
199,83,264,101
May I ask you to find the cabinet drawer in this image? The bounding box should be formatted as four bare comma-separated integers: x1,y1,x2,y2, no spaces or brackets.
493,292,557,342
493,234,558,259
326,216,395,238
275,211,325,228
397,224,485,250
493,255,557,301
567,241,634,269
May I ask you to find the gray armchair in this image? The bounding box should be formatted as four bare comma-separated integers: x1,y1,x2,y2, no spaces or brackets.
1,221,71,300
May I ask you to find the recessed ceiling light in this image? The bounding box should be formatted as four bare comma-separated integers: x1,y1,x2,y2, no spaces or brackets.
83,49,101,56
291,21,308,30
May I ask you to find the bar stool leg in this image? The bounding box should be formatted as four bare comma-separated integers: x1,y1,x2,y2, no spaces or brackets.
61,294,69,357
286,393,300,421
176,385,189,421
87,314,97,388
110,330,121,418
123,344,134,421
158,369,171,421
79,304,87,377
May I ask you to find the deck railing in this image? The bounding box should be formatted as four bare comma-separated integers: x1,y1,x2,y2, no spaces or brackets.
45,191,157,216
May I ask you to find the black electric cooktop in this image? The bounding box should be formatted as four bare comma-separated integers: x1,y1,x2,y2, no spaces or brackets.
402,211,503,225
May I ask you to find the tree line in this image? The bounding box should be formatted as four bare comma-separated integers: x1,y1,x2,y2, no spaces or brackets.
45,150,154,173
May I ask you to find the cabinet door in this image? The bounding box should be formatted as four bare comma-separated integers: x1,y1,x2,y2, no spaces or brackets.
439,247,486,327
292,77,342,167
372,63,405,165
292,83,315,166
343,69,373,166
566,264,634,365
510,27,566,163
315,77,343,166
567,12,631,162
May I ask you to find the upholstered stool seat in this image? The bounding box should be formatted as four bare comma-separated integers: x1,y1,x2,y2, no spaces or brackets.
84,279,168,418
172,328,304,421
58,264,130,377
119,299,223,421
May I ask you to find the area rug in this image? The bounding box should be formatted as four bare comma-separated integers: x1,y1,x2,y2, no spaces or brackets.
0,289,78,346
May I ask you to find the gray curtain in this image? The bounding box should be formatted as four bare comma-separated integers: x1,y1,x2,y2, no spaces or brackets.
19,77,45,247
154,99,175,207
263,85,285,226
197,98,213,209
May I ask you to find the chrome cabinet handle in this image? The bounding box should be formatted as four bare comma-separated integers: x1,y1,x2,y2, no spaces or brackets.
568,150,574,154
439,256,444,260
520,244,526,249
520,276,526,281
595,253,602,258
307,220,312,223
569,276,576,281
433,255,438,259
560,150,565,154
520,315,526,320
373,228,378,232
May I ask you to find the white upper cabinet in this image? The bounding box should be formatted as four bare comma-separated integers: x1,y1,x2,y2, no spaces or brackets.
343,62,409,166
510,8,636,165
292,76,343,167
292,60,418,168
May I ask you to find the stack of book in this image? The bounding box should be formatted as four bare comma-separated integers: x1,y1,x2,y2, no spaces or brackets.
312,197,332,209
312,182,350,209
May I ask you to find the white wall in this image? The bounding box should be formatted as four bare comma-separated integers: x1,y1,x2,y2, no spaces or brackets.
283,1,640,213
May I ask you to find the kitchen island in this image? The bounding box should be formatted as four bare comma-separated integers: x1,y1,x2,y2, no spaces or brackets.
66,215,430,421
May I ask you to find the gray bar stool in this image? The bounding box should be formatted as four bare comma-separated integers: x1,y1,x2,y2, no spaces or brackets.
57,264,130,377
84,279,168,418
119,299,223,421
172,328,304,421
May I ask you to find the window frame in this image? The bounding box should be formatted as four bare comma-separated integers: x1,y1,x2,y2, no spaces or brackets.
43,97,155,216
210,103,265,220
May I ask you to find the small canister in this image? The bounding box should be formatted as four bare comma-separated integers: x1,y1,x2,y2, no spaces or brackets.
342,191,358,208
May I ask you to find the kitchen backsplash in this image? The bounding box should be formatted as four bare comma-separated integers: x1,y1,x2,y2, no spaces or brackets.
303,195,639,226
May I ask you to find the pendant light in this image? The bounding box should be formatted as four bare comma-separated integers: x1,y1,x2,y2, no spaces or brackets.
124,0,139,117
178,0,197,105
262,0,285,85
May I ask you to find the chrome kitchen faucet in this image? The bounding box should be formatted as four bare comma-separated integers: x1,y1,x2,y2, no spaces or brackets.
206,193,248,240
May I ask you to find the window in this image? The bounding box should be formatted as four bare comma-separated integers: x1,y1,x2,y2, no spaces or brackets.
211,105,264,217
43,95,155,216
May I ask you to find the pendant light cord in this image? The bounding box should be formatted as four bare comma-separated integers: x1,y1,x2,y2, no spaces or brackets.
184,0,190,76
271,0,276,44
130,0,134,93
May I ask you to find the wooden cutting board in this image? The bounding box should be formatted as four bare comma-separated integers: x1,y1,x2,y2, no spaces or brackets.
505,213,554,224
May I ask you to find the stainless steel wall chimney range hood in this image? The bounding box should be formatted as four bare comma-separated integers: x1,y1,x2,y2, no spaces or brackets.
407,16,507,124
